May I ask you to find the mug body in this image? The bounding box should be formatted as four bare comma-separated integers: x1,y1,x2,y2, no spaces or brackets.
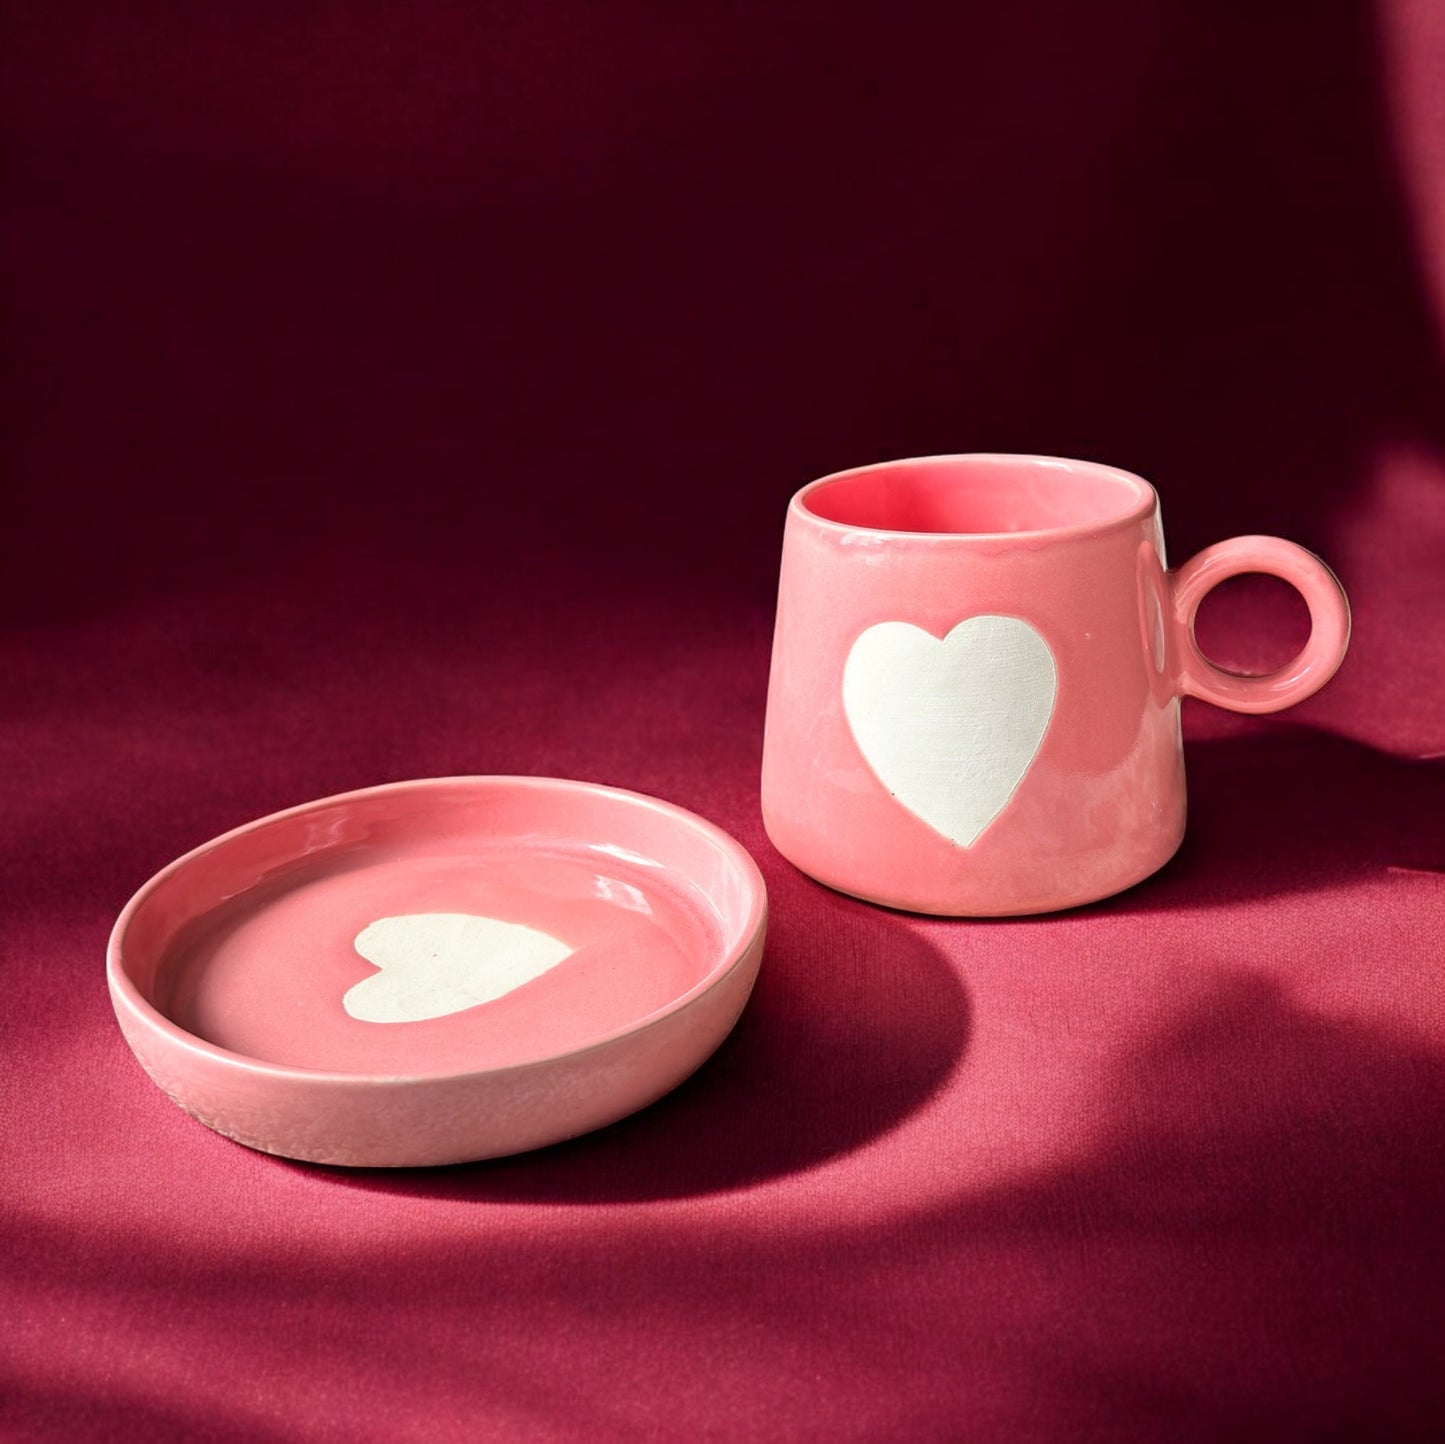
761,454,1183,915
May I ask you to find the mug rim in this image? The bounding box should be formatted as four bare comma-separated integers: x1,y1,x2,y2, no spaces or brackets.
792,453,1158,543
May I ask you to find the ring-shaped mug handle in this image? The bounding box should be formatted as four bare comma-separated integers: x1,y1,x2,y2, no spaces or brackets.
1170,536,1351,715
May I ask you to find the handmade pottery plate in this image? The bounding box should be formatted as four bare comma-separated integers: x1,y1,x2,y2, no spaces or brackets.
108,777,767,1167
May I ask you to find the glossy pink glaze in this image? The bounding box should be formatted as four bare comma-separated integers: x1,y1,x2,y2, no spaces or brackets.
1172,536,1351,713
761,454,1351,915
108,777,767,1166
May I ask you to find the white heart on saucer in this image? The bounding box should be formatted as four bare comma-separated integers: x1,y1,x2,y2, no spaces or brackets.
842,616,1057,847
345,913,574,1024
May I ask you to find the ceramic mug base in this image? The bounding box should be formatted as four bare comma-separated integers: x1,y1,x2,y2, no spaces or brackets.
764,817,1187,918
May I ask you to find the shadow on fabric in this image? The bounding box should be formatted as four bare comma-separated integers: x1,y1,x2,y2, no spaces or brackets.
882,971,1445,1439
301,877,968,1203
4,972,1437,1439
2,2,1441,624
1097,722,1445,914
0,1383,295,1444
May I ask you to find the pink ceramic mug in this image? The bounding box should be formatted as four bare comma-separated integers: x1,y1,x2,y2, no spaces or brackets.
760,454,1350,915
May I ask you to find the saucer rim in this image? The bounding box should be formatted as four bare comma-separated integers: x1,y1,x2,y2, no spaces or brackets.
107,774,768,1088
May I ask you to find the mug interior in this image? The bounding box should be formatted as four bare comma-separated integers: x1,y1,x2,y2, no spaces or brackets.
799,455,1153,536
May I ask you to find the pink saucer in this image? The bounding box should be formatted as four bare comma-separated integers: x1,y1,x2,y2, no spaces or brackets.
108,777,767,1166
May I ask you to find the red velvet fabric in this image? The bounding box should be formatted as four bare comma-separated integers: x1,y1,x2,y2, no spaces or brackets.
4,5,1444,1439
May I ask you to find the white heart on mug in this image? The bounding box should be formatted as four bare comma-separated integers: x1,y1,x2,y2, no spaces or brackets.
842,616,1057,847
344,913,574,1023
